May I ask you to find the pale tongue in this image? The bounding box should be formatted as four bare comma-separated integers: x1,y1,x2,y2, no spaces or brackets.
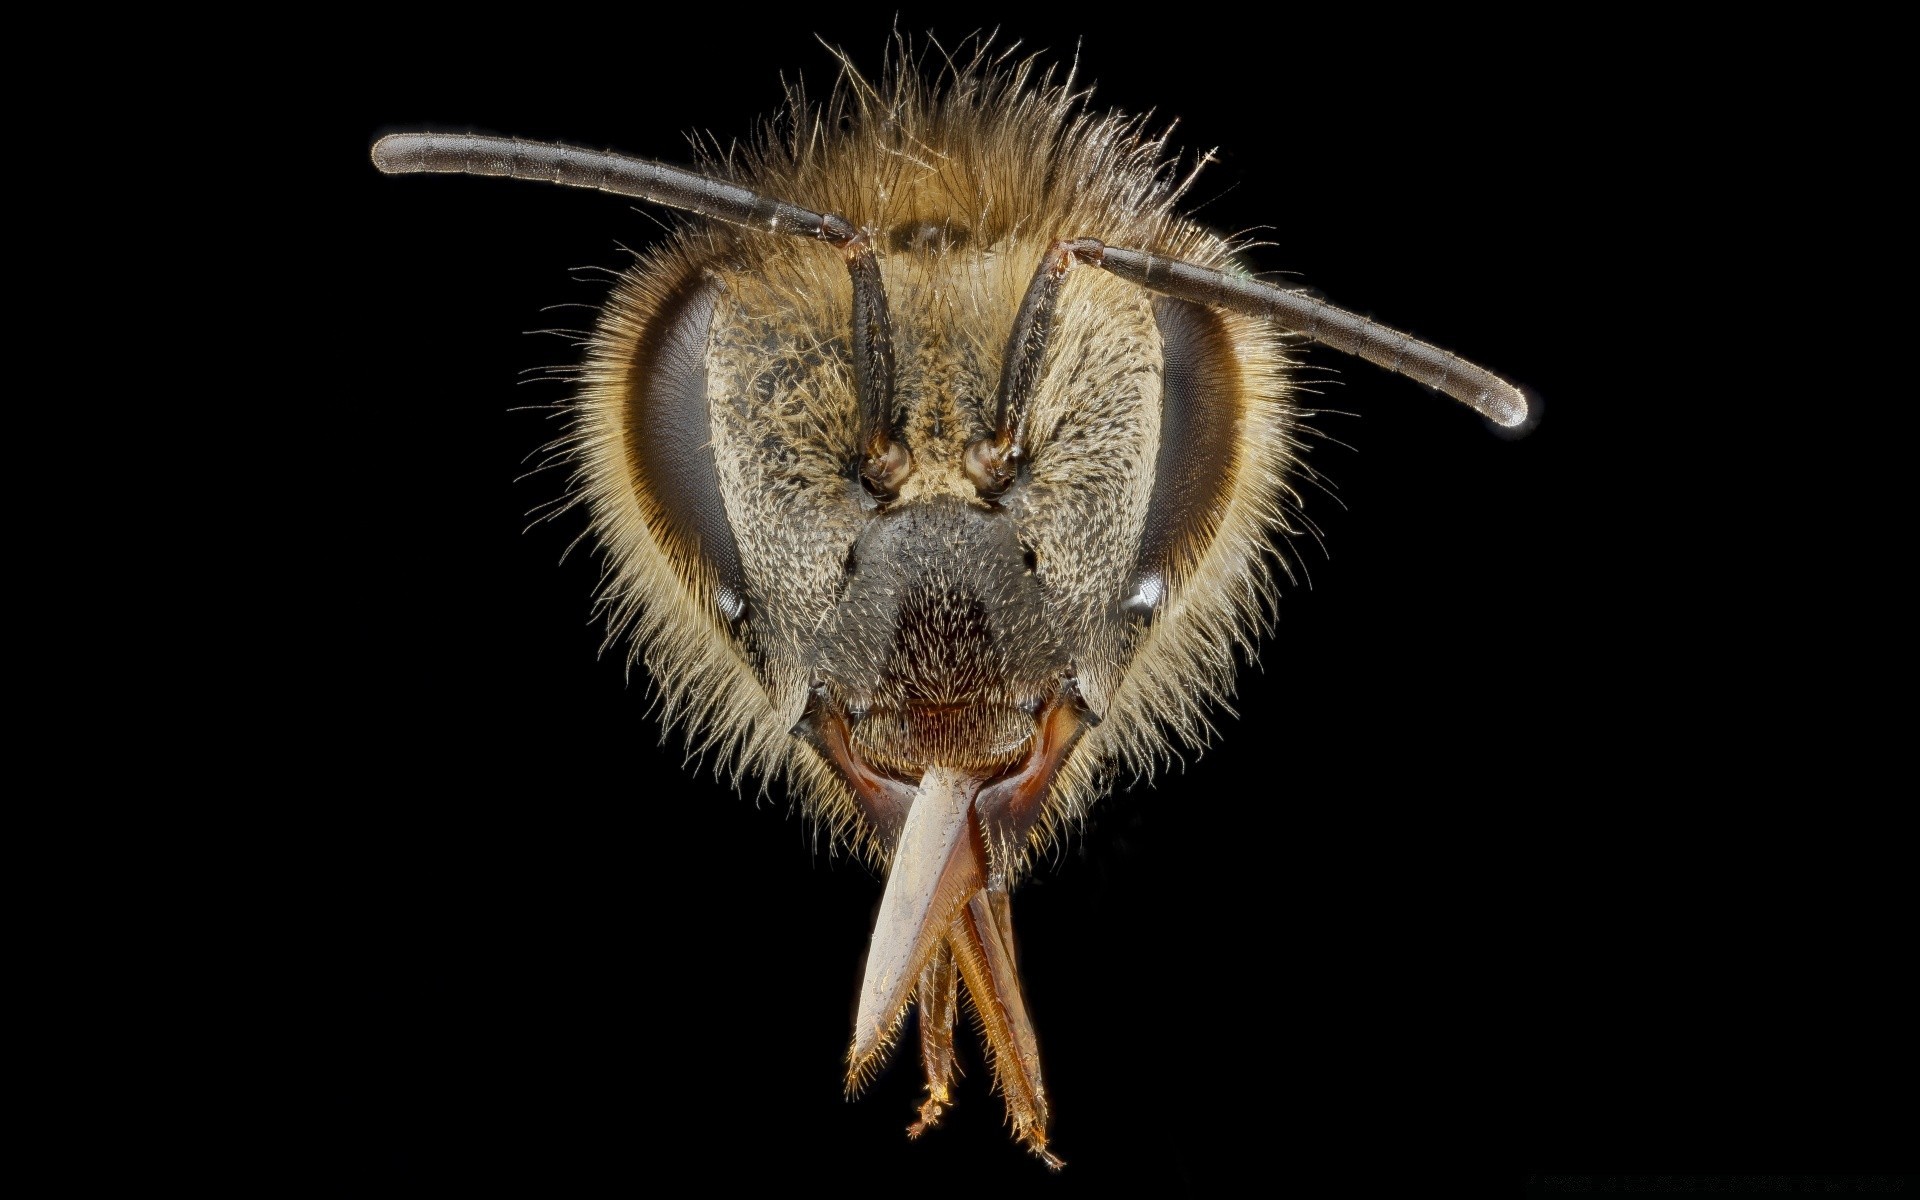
848,766,986,1073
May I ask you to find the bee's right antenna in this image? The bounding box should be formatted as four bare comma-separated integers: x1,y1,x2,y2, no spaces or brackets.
372,133,912,494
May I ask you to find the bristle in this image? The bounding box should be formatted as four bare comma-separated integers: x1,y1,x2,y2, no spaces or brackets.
843,987,918,1096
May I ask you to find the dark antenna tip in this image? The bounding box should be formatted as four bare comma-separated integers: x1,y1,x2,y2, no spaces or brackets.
1487,388,1542,440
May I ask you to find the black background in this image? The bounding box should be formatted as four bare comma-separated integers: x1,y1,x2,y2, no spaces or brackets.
333,12,1900,1193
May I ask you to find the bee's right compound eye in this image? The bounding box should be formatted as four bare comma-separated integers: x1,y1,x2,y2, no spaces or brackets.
620,276,749,626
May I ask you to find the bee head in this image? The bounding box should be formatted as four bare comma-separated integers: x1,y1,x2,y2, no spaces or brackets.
373,50,1522,874
372,40,1529,1163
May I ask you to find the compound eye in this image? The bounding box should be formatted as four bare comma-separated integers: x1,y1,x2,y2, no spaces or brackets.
624,276,748,625
1126,298,1244,614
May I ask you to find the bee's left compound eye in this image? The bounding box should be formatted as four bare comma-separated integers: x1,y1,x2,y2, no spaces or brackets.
1126,298,1246,615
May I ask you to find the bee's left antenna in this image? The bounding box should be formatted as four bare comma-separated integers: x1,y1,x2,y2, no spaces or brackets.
1085,241,1530,428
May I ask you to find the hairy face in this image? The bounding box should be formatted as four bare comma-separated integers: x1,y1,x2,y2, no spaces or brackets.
562,123,1308,877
